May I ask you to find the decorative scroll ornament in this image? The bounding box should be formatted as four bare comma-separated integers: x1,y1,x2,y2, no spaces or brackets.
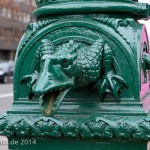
21,38,127,117
0,115,150,140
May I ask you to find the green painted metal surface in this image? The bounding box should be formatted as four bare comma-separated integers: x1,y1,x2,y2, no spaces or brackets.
0,0,150,149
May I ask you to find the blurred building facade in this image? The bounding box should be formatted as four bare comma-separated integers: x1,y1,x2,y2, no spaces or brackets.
0,0,36,60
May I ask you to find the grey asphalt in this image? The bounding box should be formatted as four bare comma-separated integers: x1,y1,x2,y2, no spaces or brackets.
0,83,13,95
0,83,13,114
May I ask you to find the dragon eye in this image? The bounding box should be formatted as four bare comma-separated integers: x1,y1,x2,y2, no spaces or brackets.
61,59,70,68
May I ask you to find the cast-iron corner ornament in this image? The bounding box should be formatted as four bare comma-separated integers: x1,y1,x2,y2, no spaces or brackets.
1,0,150,149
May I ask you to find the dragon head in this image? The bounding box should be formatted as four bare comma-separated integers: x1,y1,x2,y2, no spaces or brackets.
22,39,78,116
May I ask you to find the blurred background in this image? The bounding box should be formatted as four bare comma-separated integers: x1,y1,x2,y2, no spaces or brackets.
0,0,36,61
0,0,36,85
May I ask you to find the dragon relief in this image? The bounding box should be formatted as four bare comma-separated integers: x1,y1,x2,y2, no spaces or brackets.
21,38,127,116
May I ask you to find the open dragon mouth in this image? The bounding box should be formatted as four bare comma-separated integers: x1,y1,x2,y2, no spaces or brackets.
39,88,70,116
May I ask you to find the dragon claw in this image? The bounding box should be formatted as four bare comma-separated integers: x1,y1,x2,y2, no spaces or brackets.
21,72,38,100
93,71,126,102
21,73,38,86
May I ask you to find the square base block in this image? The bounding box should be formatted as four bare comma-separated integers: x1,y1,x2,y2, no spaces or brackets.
8,137,147,150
